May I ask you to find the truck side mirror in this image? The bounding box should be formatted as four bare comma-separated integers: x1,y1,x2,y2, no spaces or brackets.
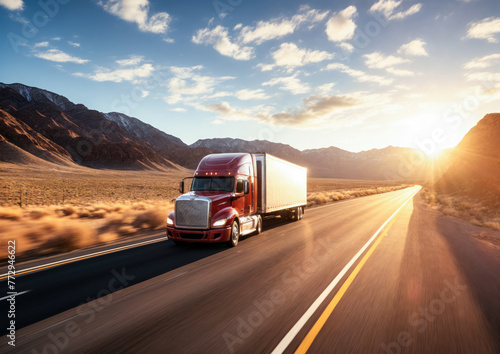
244,180,249,195
179,180,184,194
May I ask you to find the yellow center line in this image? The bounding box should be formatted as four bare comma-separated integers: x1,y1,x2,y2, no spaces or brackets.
294,217,398,354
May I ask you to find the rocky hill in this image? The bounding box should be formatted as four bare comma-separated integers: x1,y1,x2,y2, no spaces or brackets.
435,113,500,206
0,83,183,170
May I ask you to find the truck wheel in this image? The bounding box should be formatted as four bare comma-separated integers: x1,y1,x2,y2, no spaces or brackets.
255,216,262,235
227,220,240,247
296,207,303,221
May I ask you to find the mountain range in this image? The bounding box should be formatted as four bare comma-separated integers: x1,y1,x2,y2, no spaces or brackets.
1,82,437,180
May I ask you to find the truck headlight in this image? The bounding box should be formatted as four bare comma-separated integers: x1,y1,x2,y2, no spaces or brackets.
167,217,174,226
213,218,227,227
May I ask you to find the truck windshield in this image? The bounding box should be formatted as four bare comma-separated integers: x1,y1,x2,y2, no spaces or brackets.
191,177,234,192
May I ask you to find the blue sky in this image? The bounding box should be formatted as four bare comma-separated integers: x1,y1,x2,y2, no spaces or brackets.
1,0,499,154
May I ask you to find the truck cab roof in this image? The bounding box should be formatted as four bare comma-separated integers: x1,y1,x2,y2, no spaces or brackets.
195,153,254,177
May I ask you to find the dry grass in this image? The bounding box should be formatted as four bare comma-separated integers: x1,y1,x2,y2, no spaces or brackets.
307,181,410,207
422,188,500,231
0,165,408,262
0,201,173,262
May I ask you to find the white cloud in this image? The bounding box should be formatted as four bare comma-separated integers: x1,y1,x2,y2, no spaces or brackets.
268,94,359,126
369,0,422,21
465,71,500,82
35,49,89,64
270,42,334,68
262,75,310,94
465,17,500,43
68,41,80,48
317,83,335,94
204,102,257,122
168,70,215,95
203,91,232,100
398,38,428,56
52,37,61,41
34,41,49,48
116,55,144,66
204,93,359,126
256,63,275,72
386,67,415,76
0,0,23,11
326,62,393,86
74,63,154,83
193,6,330,61
463,53,500,69
235,89,270,100
140,90,150,98
98,0,171,34
364,52,410,69
325,6,357,42
338,42,354,53
239,5,329,45
171,107,187,113
163,38,174,43
389,4,422,20
165,65,234,104
192,25,254,60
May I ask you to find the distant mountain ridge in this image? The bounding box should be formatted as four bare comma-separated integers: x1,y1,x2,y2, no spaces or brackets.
190,138,434,180
0,82,435,180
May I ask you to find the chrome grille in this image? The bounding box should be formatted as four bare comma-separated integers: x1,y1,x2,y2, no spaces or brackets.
175,198,210,229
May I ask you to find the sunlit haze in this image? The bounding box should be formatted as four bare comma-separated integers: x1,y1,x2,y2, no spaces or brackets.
1,0,499,154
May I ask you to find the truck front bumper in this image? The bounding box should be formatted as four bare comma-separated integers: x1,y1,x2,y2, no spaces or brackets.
166,226,232,243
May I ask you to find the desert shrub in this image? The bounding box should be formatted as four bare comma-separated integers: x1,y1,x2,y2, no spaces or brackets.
39,220,96,254
484,220,500,231
97,231,119,243
0,207,22,221
132,208,167,230
29,208,53,220
117,225,138,236
59,205,77,216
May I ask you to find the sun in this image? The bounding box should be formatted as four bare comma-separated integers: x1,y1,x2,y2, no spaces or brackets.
400,112,461,157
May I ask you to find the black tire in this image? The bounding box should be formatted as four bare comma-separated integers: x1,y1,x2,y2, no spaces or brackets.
254,216,262,235
296,206,303,221
227,220,240,247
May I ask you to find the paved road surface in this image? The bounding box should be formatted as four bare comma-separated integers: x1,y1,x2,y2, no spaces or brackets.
2,186,499,353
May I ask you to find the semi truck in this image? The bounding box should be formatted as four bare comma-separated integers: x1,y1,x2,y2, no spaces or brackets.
166,152,307,247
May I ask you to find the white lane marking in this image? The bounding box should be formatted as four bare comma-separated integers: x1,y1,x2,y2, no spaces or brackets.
271,185,421,354
0,237,166,278
159,271,188,284
0,290,31,301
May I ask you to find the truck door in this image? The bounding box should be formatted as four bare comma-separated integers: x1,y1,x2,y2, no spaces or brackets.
234,178,246,216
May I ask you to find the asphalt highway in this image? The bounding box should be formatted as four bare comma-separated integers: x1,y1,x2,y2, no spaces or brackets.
2,186,499,353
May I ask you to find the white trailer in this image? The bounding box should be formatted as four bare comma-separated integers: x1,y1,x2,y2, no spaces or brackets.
254,153,307,215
